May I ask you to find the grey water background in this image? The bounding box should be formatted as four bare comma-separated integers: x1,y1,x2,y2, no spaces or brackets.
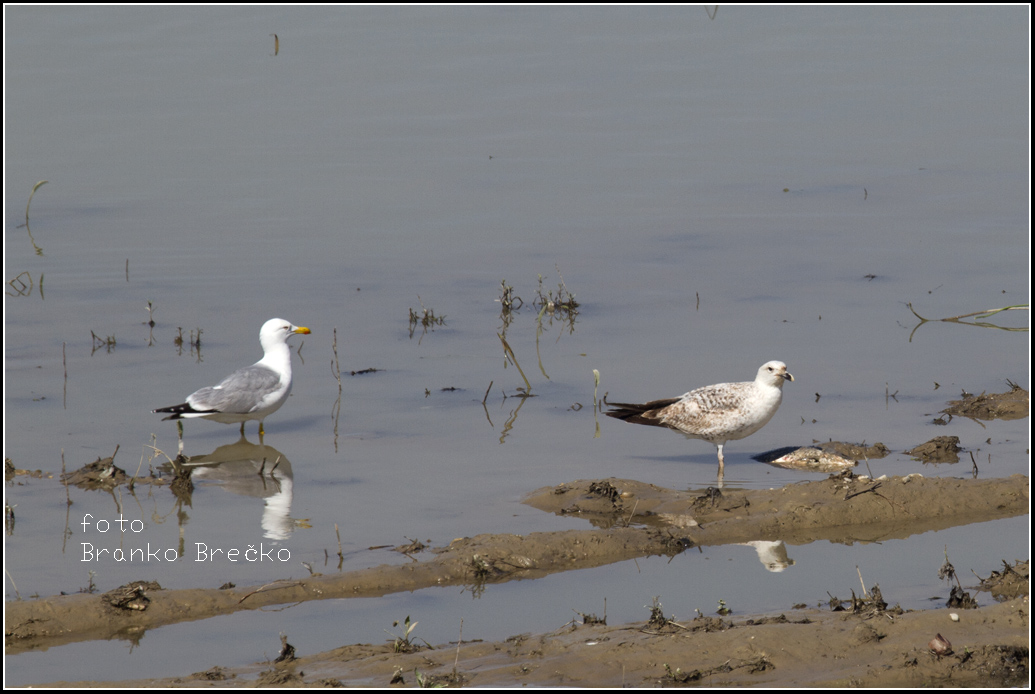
4,6,1028,685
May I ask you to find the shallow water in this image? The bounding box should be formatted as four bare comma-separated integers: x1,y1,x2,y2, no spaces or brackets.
4,6,1029,686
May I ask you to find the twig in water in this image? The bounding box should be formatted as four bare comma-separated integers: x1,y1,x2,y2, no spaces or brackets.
25,180,48,227
907,302,1028,341
497,333,532,394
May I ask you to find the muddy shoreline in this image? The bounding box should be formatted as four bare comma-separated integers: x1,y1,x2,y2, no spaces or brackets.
74,593,1026,688
6,472,1029,687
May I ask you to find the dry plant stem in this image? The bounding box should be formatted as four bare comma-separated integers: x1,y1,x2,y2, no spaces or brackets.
25,180,48,225
497,333,532,392
454,618,463,673
907,302,1028,325
332,329,342,391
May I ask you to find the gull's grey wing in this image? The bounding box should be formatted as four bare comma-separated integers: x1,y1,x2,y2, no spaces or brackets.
186,364,283,414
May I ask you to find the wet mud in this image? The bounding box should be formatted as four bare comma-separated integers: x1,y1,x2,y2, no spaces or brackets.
6,472,1028,687
41,591,1027,688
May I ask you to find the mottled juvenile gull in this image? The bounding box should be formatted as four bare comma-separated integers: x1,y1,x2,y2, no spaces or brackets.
154,318,311,439
606,361,794,484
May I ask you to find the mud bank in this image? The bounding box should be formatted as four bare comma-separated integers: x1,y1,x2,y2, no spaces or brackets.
7,474,1027,667
51,593,1026,688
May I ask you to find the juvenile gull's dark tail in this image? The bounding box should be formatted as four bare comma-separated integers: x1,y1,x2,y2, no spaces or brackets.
604,398,682,428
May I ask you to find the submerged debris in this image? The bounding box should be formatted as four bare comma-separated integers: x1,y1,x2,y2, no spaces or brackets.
575,609,607,626
759,440,889,472
393,538,428,555
690,613,733,633
6,457,50,481
938,546,977,609
408,296,446,340
61,448,126,491
941,383,1029,421
815,441,890,460
104,581,162,612
274,634,296,663
976,560,1029,601
764,446,858,472
828,584,903,619
946,585,979,610
905,436,962,464
587,480,622,507
190,666,231,681
169,461,194,504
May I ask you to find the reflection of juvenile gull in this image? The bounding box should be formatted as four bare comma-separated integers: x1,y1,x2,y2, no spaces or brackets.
738,540,796,573
154,318,311,438
606,361,794,483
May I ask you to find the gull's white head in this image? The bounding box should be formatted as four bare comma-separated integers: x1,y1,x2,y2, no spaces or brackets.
260,318,311,350
757,361,794,388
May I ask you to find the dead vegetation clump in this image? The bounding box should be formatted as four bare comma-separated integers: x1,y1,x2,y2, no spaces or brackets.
827,584,904,619
656,653,774,686
976,560,1029,601
103,581,162,612
941,382,1029,421
392,538,428,556
586,480,622,507
408,296,446,341
905,436,962,464
938,546,979,609
949,644,1029,687
815,440,891,459
256,669,303,686
60,449,128,491
189,666,233,681
647,529,695,554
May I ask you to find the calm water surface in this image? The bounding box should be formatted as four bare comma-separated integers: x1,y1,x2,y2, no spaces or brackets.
4,6,1028,686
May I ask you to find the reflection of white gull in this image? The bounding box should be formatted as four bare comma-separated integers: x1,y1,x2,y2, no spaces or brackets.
193,461,295,542
606,361,794,485
180,437,297,541
154,318,310,439
738,540,795,573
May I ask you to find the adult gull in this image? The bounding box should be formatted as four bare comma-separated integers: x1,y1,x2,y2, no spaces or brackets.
606,361,794,486
154,318,311,440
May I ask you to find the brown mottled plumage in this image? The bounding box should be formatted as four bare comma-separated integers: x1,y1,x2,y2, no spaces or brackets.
606,361,794,483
